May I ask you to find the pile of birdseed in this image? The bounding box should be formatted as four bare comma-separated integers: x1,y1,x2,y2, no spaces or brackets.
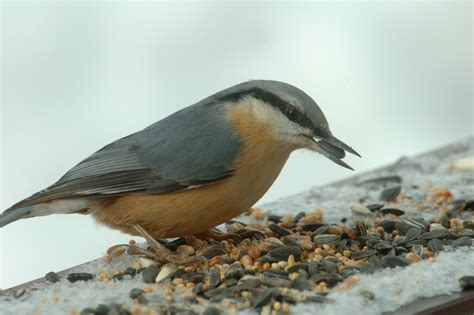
1,138,473,315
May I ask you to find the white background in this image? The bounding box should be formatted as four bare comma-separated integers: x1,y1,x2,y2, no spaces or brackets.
1,1,472,289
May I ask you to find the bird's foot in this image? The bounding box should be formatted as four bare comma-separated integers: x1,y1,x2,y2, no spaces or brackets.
106,224,208,268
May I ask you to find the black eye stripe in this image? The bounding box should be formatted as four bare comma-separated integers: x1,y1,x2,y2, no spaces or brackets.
218,87,315,130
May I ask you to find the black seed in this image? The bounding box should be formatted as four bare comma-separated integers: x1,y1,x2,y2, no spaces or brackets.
269,223,291,236
172,268,186,279
352,250,378,260
380,186,402,201
95,305,110,315
380,208,405,216
307,262,320,276
219,257,235,265
463,221,474,229
81,308,96,315
262,276,291,288
386,220,411,235
311,226,329,236
108,303,131,315
366,204,385,212
368,255,383,269
418,229,450,240
142,265,160,284
310,273,342,287
302,223,326,232
253,289,275,308
168,307,197,315
459,276,474,290
129,288,148,304
268,245,302,261
304,295,327,303
67,272,94,283
225,279,238,287
201,245,227,259
284,236,307,250
203,306,221,315
112,274,124,281
340,269,358,279
182,272,206,284
298,269,310,279
259,255,280,264
465,200,474,211
204,287,236,299
293,212,306,223
287,264,308,274
237,278,262,290
382,256,410,268
292,278,311,291
45,271,60,283
268,214,282,223
193,283,205,295
274,293,297,304
452,236,472,247
321,260,338,274
123,267,137,278
243,269,256,276
374,242,394,254
225,268,243,281
395,247,408,255
362,175,402,185
387,248,397,256
262,269,289,279
209,268,221,289
360,263,375,274
428,239,444,253
404,228,423,242
183,295,198,304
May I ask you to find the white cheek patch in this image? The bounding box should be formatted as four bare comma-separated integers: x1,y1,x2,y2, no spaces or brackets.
238,96,312,145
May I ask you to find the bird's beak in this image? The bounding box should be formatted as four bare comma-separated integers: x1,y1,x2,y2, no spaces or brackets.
309,134,361,171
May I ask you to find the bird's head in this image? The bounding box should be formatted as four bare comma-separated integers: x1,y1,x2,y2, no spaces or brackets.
217,80,360,170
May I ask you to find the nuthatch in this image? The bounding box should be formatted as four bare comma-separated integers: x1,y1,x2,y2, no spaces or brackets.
1,80,359,242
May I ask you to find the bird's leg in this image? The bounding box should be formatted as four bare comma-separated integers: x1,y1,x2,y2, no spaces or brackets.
132,224,171,254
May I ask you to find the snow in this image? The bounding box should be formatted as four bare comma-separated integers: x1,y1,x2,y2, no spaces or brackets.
1,137,473,315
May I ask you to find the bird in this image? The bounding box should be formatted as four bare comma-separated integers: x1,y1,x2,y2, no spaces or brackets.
0,80,360,245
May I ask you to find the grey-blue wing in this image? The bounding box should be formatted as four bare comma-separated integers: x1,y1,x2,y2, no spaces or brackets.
12,102,242,208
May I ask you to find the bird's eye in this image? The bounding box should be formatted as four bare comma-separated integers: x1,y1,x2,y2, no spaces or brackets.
286,108,299,121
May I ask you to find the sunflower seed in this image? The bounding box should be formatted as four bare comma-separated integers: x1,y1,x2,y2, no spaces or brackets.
351,204,372,216
45,271,60,283
380,186,402,201
382,256,410,268
313,234,340,246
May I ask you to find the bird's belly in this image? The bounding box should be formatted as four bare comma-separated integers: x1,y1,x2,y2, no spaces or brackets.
91,151,290,238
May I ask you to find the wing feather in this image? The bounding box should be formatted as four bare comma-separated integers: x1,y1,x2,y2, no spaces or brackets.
8,101,242,210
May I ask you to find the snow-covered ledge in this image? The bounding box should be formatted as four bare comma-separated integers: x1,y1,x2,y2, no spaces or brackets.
1,137,473,315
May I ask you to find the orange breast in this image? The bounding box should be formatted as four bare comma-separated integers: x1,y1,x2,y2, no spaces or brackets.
91,104,292,238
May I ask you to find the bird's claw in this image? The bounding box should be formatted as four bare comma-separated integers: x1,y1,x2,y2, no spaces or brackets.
105,225,208,268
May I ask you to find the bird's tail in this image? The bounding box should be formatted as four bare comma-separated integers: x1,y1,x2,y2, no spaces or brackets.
0,199,91,228
0,206,34,228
